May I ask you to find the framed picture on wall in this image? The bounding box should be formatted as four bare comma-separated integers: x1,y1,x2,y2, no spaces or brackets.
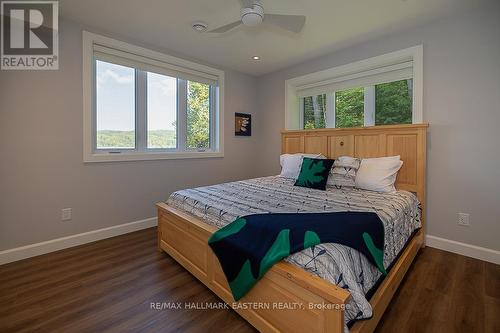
235,113,251,136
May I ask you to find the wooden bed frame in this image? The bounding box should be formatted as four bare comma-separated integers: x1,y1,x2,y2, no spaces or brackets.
157,123,428,333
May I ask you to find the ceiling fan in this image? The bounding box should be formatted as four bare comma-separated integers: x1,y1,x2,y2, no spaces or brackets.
207,0,306,34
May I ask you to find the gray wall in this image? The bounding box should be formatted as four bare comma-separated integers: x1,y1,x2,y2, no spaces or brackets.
0,19,259,250
255,3,500,251
2,3,499,253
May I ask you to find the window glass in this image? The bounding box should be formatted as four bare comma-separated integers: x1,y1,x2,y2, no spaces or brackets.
187,81,211,149
375,79,413,125
303,94,326,129
335,87,364,128
96,60,135,149
147,72,177,149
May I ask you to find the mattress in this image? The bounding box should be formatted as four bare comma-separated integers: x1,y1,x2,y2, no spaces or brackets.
166,176,421,329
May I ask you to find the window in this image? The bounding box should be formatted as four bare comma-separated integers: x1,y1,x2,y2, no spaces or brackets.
300,79,411,129
83,32,224,162
335,87,364,128
287,46,422,130
302,94,326,129
300,78,413,129
96,61,136,149
187,81,211,149
147,72,177,149
375,79,412,125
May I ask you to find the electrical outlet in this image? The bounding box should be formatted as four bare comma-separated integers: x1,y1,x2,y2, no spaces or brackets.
458,212,470,226
61,208,72,221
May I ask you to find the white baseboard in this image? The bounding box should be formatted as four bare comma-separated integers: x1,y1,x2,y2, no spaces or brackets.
426,235,500,265
0,217,157,265
3,222,497,267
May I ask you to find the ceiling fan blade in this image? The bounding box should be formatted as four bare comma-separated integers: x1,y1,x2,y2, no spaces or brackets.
264,14,306,33
208,20,242,33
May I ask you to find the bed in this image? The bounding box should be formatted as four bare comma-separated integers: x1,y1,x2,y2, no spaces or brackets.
157,124,428,333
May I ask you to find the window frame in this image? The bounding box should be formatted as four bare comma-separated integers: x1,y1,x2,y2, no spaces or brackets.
287,45,423,130
83,31,224,162
300,79,413,129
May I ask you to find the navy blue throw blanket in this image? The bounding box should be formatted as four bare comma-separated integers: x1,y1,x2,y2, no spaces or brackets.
208,212,386,301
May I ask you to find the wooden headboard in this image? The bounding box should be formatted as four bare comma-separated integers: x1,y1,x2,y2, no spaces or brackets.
282,124,428,231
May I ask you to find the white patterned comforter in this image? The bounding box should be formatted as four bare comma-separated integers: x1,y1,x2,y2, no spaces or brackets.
166,176,421,330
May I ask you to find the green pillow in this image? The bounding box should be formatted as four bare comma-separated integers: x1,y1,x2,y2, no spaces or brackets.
294,157,335,190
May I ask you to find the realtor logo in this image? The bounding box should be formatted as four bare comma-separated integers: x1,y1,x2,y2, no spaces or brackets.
1,0,58,70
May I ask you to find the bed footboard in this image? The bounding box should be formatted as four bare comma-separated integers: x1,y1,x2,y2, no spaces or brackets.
157,202,351,333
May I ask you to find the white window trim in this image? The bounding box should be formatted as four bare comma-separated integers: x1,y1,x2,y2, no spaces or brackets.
364,86,375,126
286,45,423,129
325,93,336,128
82,31,225,162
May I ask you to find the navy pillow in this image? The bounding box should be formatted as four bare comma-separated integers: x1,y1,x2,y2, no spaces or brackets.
294,157,335,190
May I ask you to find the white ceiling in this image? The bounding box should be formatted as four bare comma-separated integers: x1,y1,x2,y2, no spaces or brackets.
60,0,481,76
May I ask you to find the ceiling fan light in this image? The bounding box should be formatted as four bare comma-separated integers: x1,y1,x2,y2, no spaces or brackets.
241,13,262,26
241,4,264,27
252,56,260,60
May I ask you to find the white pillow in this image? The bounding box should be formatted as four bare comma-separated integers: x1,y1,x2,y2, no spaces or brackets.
355,156,403,193
280,153,325,179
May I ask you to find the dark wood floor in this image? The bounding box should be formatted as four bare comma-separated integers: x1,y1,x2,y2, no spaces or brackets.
0,228,498,333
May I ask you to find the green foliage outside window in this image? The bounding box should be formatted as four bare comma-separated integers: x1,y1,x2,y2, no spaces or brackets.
335,87,364,128
375,79,412,125
97,130,176,149
303,94,326,129
147,130,176,148
97,130,135,149
187,81,210,149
